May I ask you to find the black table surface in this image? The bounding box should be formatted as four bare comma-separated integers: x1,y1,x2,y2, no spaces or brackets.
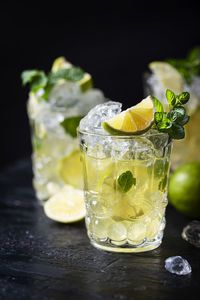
0,158,199,300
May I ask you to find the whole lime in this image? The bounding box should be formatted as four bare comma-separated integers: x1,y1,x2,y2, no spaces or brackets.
168,162,200,218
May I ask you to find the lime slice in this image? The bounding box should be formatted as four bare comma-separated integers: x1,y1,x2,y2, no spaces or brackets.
149,61,183,94
77,73,93,92
44,185,86,223
58,151,83,189
51,56,72,72
103,96,155,135
51,56,93,92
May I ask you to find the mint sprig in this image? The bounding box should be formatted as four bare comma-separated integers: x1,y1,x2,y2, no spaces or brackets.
117,170,136,193
21,70,48,92
153,89,190,140
60,116,83,138
21,66,85,100
166,46,200,84
48,68,84,85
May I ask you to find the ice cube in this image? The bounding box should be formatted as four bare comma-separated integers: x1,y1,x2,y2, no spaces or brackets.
127,222,146,244
184,79,200,115
48,81,81,108
79,101,122,133
148,130,171,158
89,197,105,217
165,256,192,275
92,219,109,240
77,89,105,115
182,220,200,248
108,223,127,241
146,74,168,105
190,76,200,98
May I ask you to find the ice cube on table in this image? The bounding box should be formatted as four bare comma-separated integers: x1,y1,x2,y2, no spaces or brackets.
182,220,200,248
79,101,122,133
165,256,192,275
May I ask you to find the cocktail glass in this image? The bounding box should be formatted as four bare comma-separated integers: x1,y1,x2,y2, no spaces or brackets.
78,125,172,253
27,80,105,203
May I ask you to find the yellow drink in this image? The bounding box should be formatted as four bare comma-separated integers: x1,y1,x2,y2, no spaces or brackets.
79,129,172,252
27,84,105,203
171,107,200,170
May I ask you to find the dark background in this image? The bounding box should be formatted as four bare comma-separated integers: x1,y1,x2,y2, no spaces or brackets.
1,2,200,168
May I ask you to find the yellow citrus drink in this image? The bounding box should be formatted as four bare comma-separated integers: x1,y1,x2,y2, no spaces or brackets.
23,56,105,203
78,128,172,252
27,86,105,203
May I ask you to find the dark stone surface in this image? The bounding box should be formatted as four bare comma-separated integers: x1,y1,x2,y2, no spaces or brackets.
0,158,200,300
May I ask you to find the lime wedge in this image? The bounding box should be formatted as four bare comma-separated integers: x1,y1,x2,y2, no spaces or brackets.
77,73,93,92
58,151,83,189
103,96,155,135
149,61,183,94
51,56,72,72
44,185,86,223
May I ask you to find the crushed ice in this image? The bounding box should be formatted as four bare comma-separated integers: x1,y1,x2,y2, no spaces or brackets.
79,101,122,133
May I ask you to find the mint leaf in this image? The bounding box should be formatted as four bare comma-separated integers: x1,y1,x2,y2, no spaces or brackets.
177,92,190,105
152,96,164,112
30,72,48,92
177,114,190,126
154,112,166,124
157,118,172,131
178,68,193,85
48,67,84,85
166,46,200,84
41,84,52,101
21,70,48,92
187,46,200,61
117,170,136,193
60,116,83,138
166,89,176,106
33,136,41,151
154,89,190,140
172,107,189,126
21,70,38,85
169,124,185,139
166,110,178,122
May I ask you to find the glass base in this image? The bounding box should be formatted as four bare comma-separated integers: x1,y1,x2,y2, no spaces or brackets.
91,239,162,253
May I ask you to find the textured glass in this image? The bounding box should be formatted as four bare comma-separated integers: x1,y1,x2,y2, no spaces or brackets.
27,84,105,203
78,129,172,253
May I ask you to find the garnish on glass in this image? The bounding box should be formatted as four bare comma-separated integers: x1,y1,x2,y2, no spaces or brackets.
21,67,85,100
152,89,190,140
166,46,200,84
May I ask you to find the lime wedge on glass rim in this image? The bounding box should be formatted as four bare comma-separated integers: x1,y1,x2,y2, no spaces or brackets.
149,61,183,94
44,185,86,223
51,56,93,91
103,96,155,135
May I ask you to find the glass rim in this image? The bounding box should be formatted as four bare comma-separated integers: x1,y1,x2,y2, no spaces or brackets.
77,127,170,139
